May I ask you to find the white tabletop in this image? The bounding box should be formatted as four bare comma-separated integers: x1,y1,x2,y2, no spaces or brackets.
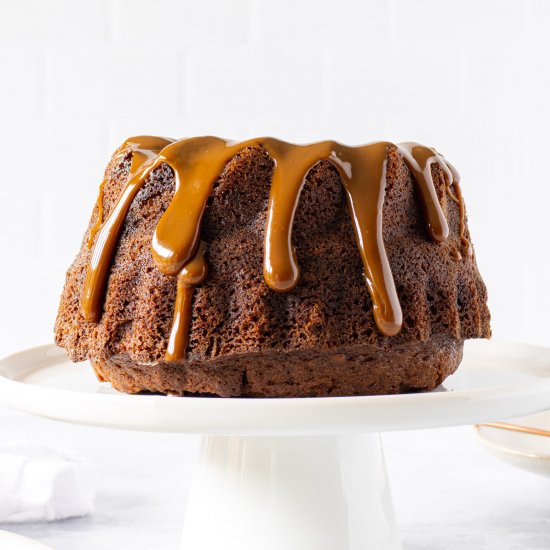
0,404,548,550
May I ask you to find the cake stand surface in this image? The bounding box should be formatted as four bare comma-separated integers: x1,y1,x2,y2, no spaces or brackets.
0,340,549,550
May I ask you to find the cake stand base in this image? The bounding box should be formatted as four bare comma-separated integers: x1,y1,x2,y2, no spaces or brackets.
182,434,400,550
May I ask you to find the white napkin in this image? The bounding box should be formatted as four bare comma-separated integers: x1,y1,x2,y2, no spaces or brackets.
0,442,96,523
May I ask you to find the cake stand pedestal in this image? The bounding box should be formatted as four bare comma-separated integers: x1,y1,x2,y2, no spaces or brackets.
0,341,549,550
183,433,399,549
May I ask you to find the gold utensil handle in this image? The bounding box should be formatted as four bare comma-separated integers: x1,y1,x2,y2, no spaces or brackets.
478,422,550,438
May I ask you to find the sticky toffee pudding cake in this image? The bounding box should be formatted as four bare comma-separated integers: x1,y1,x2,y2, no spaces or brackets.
55,137,490,397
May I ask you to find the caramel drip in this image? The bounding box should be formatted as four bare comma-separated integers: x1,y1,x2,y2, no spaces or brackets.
446,178,471,258
151,137,237,275
263,140,395,302
166,241,208,362
81,136,464,361
87,177,107,248
88,145,147,248
82,136,174,321
396,143,452,241
332,142,402,336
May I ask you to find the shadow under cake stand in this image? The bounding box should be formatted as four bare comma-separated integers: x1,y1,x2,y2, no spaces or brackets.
0,340,549,550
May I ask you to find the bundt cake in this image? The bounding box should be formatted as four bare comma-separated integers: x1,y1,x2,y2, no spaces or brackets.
54,136,490,397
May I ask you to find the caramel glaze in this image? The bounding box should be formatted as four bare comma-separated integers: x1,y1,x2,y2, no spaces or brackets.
166,241,208,362
87,177,107,248
82,136,175,321
82,136,470,361
86,140,172,248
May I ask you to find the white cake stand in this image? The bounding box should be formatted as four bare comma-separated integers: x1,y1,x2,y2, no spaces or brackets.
0,340,549,550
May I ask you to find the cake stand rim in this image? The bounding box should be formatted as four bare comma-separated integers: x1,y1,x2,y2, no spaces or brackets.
0,340,549,435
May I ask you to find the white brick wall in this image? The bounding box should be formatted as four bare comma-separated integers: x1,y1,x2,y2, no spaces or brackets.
0,53,44,116
187,48,325,117
48,49,184,118
113,0,250,47
0,0,549,357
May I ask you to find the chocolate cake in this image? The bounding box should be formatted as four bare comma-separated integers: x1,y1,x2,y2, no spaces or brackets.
55,137,490,397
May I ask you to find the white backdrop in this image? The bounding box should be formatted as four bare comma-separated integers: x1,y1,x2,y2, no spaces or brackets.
0,0,549,357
